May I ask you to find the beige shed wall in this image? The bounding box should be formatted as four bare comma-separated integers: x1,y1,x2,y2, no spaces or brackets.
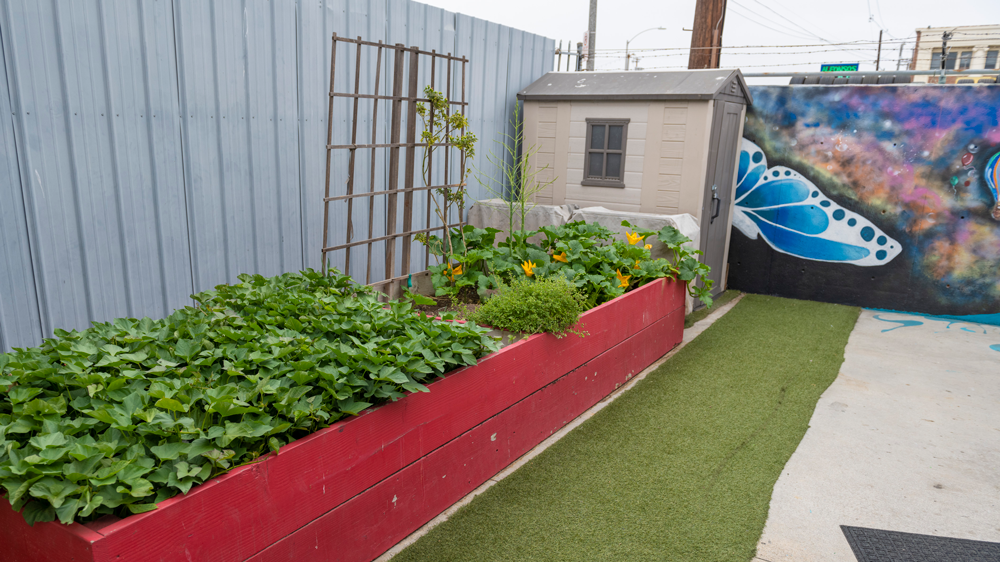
522,99,714,221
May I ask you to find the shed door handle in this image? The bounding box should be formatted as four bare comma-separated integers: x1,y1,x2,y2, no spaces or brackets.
710,187,721,224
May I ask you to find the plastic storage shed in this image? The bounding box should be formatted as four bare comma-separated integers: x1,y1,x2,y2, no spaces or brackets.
516,69,752,297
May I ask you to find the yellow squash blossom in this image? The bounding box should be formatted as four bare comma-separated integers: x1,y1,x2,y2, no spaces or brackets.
615,269,631,288
445,263,462,282
633,260,642,269
552,252,568,263
626,231,644,245
521,260,538,277
644,244,652,250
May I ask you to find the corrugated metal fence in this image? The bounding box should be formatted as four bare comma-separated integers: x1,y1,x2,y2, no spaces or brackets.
0,0,553,352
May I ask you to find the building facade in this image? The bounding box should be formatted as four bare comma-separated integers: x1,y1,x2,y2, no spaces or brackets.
910,25,1000,83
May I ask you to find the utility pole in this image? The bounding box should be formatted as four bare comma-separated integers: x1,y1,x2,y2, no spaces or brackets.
688,0,726,69
939,31,952,84
587,0,597,71
896,42,905,70
875,30,883,72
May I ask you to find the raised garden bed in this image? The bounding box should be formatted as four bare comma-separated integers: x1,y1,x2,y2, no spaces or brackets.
1,277,685,562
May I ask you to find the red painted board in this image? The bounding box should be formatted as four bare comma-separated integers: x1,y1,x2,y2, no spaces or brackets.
0,500,101,562
246,308,683,562
1,279,683,562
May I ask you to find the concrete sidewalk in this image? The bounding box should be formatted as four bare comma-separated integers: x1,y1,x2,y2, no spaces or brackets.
754,309,1000,561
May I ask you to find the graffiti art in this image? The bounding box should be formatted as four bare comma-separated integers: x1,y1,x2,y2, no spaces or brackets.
728,86,1000,323
735,138,902,266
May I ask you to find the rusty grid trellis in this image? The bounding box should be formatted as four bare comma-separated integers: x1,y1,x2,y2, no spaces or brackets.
321,35,469,287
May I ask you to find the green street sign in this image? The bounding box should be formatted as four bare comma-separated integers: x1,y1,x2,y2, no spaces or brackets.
821,63,860,72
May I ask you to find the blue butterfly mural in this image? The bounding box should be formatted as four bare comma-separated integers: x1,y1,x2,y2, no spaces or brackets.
733,139,902,266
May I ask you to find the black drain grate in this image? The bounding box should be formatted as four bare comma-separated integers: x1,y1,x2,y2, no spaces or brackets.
841,526,1000,562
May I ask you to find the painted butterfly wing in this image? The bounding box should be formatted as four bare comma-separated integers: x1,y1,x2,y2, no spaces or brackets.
733,139,902,266
736,141,768,201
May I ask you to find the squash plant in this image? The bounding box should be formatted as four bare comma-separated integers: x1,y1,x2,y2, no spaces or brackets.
425,225,506,301
618,220,715,306
424,219,714,309
0,270,499,525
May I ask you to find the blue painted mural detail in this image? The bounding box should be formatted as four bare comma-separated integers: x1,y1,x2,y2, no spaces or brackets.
990,344,1000,353
872,315,923,332
987,151,1000,220
734,139,902,266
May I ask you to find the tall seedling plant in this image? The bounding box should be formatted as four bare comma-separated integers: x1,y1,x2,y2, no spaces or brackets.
476,101,556,259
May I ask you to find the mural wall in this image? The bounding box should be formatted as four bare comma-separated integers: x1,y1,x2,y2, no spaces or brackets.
728,86,1000,324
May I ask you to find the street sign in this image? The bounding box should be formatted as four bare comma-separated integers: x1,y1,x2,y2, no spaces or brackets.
821,63,860,72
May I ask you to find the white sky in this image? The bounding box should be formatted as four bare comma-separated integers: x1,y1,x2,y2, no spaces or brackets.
418,0,1000,79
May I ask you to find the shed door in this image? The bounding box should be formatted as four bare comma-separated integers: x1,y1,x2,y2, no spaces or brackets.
699,101,743,300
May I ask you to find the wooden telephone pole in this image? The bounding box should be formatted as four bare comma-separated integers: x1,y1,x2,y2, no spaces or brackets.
688,0,727,69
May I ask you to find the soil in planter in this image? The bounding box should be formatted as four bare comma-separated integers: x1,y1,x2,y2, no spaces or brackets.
415,286,481,319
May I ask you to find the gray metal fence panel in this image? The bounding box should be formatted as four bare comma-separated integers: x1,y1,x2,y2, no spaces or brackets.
172,0,305,291
0,0,553,352
1,0,194,342
0,8,42,351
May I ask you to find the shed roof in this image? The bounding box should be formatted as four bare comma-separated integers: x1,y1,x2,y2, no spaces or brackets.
517,69,752,104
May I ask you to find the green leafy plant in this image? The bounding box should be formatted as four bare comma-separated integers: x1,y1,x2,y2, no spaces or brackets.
0,270,499,525
469,277,586,338
425,225,505,302
403,288,436,307
618,220,714,306
425,218,714,310
421,100,564,304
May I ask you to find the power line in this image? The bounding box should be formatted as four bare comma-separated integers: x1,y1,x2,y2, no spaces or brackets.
727,2,819,41
724,4,880,62
640,58,915,70
587,46,898,60
745,0,832,43
873,0,888,31
758,0,830,34
594,37,919,53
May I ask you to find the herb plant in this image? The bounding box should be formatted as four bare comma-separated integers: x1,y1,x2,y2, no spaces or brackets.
0,270,499,525
469,277,586,338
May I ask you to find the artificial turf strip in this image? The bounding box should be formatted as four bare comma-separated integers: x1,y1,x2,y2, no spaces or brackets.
393,295,861,562
684,289,742,328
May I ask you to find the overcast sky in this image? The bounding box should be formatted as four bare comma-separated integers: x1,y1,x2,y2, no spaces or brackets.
417,0,1000,78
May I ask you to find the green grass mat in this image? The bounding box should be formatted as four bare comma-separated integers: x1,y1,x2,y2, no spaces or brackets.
393,295,860,562
685,289,742,328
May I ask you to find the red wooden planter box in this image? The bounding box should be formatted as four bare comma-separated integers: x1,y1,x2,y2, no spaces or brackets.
1,278,686,562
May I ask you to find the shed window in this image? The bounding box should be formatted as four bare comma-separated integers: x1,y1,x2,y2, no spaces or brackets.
583,119,629,187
